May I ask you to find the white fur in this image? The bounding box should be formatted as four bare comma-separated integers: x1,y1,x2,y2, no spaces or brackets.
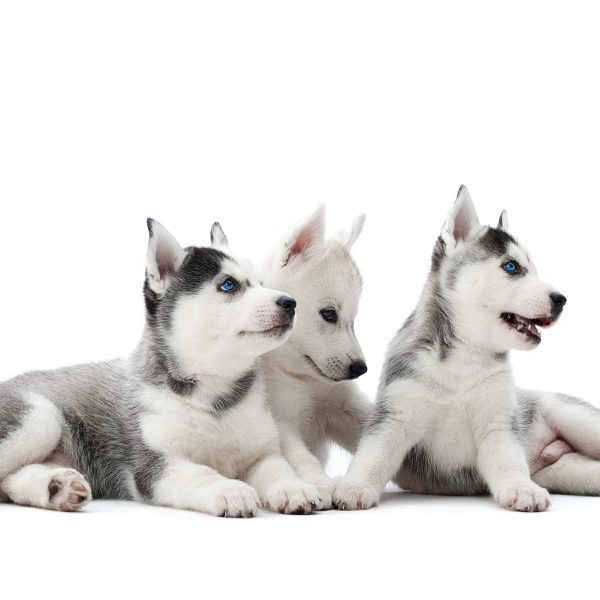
262,208,371,509
335,187,593,512
0,222,322,516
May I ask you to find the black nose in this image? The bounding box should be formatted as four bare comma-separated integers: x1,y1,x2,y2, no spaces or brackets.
276,296,297,315
348,360,368,379
550,292,567,311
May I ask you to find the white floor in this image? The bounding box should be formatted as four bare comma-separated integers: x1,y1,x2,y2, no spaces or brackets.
2,490,598,600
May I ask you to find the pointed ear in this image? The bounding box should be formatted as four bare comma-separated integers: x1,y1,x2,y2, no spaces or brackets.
282,204,325,267
441,186,481,250
497,209,509,232
334,214,366,251
146,218,186,295
210,222,229,248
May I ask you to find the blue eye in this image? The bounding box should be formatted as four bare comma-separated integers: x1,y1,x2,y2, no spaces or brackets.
220,278,236,292
503,261,519,274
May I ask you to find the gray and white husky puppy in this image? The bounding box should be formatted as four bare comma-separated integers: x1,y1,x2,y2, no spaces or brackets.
335,186,599,512
262,206,372,509
0,219,323,517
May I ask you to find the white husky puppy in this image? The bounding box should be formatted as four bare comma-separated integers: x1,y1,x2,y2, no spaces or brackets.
0,219,322,517
335,186,599,512
262,206,372,508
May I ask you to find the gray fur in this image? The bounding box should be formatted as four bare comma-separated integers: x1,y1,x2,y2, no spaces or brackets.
0,362,166,500
554,392,600,413
512,389,540,439
398,446,487,495
373,219,537,494
212,370,257,413
382,351,417,386
0,394,30,443
364,401,391,434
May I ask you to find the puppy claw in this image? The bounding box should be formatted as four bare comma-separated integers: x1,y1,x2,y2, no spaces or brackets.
495,480,550,512
262,482,321,515
332,477,379,511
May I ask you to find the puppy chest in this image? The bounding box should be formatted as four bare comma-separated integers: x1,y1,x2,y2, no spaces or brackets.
421,412,479,468
142,406,276,478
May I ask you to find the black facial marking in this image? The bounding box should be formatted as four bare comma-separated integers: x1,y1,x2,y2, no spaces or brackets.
478,227,517,257
164,247,228,306
144,246,229,326
212,370,257,413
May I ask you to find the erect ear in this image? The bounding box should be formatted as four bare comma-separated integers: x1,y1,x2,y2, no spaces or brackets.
334,214,366,251
281,204,325,267
146,218,186,295
210,222,229,248
497,209,509,232
441,185,481,250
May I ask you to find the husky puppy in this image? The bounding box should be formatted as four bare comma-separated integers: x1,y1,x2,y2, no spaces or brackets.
262,206,371,509
0,219,322,516
334,186,598,512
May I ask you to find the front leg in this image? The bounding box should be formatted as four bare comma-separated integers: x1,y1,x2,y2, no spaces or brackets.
477,428,550,512
326,382,372,453
278,422,334,509
333,380,427,510
143,458,260,518
244,453,322,515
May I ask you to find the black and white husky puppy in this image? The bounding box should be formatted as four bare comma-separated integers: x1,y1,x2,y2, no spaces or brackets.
0,219,322,517
262,207,371,509
335,186,599,512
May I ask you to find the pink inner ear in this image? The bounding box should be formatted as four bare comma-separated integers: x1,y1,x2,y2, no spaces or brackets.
156,247,177,279
282,226,316,266
454,212,472,241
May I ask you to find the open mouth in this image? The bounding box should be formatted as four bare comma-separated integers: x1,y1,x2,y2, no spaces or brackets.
240,323,292,338
500,312,556,343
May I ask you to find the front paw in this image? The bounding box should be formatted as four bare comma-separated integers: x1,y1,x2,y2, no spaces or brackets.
206,480,260,518
262,481,322,515
332,477,379,510
494,480,551,512
302,476,334,510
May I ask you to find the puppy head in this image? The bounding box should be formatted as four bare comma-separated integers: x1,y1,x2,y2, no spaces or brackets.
145,219,295,377
435,186,566,353
265,206,368,382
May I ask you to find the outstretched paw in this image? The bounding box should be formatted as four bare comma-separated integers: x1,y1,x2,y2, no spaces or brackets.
333,477,379,510
48,468,92,512
494,480,550,512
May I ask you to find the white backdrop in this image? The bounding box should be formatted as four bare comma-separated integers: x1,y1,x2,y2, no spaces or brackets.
1,2,599,598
